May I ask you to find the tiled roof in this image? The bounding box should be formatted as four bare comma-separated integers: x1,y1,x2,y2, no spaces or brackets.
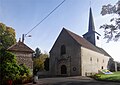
96,47,111,57
64,28,111,57
7,40,34,53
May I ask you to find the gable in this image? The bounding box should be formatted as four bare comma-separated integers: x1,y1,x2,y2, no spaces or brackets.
7,41,34,53
49,28,80,53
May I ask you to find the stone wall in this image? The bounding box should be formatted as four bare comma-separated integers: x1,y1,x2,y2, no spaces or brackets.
12,52,33,70
81,47,109,76
50,30,81,76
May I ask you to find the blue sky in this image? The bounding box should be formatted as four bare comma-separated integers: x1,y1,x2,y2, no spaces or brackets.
0,0,119,61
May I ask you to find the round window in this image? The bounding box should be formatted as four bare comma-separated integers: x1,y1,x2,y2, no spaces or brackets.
73,67,76,71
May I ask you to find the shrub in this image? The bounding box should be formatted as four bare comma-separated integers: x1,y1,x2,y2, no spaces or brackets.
92,73,101,79
0,50,32,84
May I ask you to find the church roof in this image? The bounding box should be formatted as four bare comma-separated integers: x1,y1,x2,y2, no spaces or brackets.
64,28,111,57
7,40,34,53
96,47,111,57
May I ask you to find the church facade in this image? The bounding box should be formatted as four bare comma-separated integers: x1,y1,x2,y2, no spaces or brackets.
49,8,111,76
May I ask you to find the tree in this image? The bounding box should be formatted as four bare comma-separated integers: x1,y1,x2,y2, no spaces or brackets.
0,50,31,84
0,50,19,84
0,23,16,50
100,0,120,42
34,48,41,58
117,62,120,71
107,57,115,72
44,58,49,71
33,53,48,74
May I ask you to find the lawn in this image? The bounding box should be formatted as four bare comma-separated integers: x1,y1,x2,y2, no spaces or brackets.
95,71,120,82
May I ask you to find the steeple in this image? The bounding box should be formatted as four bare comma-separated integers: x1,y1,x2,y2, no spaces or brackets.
83,7,101,46
88,7,95,32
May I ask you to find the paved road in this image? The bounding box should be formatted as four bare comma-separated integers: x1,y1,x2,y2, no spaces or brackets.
27,76,120,85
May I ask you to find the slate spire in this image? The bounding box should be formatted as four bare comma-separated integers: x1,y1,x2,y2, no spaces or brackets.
83,7,100,46
88,7,95,32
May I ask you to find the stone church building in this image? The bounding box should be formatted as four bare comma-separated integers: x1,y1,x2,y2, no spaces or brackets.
49,8,111,76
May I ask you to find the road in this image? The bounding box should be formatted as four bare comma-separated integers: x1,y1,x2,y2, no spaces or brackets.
26,76,120,85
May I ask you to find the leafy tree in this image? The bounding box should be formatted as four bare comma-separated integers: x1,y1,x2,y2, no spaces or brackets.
0,50,19,84
0,23,16,50
0,50,31,84
107,58,115,72
44,58,49,71
33,53,48,74
19,64,31,76
100,0,120,42
117,62,120,71
34,47,41,58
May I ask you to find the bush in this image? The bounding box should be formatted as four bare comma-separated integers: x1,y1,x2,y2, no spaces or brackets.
0,50,32,84
93,74,101,79
0,50,20,84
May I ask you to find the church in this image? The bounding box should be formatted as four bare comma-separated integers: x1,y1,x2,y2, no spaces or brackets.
49,8,111,76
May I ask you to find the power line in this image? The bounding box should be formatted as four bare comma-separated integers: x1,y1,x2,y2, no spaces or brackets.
25,0,66,35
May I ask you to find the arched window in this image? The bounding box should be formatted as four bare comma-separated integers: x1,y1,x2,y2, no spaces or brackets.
61,45,66,55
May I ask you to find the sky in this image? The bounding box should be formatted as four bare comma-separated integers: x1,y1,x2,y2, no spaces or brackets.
0,0,119,62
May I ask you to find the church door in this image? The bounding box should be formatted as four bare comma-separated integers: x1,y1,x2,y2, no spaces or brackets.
61,65,67,74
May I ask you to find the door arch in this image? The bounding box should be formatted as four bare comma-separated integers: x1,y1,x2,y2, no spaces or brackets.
61,65,67,74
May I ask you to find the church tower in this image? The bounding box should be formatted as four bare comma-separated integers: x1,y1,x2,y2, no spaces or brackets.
83,7,101,46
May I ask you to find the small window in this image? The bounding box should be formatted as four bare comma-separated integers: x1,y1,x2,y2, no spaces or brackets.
103,59,104,63
97,36,99,40
90,57,92,61
97,58,99,62
61,45,66,55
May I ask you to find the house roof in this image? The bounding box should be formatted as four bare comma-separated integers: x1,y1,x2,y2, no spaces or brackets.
64,28,111,57
7,40,34,53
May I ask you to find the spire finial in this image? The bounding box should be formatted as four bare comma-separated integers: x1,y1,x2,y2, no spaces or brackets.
89,1,91,7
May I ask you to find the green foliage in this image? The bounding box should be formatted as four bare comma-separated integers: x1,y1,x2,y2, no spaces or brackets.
19,64,31,76
34,47,41,58
44,58,49,71
100,1,120,42
0,23,16,50
117,62,120,71
107,58,115,72
93,72,120,82
0,50,20,82
33,52,48,73
0,50,31,84
92,73,101,79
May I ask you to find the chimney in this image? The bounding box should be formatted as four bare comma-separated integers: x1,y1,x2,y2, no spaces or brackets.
22,34,25,43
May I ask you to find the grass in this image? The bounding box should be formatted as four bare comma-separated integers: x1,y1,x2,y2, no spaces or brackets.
94,71,120,82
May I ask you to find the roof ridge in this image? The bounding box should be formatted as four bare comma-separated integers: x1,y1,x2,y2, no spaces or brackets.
7,41,34,53
63,28,110,56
